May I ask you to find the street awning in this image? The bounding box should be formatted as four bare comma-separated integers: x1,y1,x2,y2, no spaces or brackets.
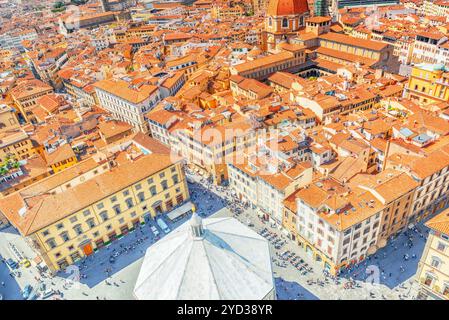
166,202,194,222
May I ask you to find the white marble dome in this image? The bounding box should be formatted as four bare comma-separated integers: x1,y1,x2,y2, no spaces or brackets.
133,214,275,300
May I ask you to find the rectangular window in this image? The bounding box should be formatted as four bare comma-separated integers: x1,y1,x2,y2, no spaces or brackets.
69,216,78,223
431,258,440,268
73,224,83,236
87,218,95,229
100,211,109,222
47,238,57,249
60,232,70,242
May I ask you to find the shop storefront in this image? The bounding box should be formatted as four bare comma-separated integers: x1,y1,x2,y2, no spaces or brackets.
132,218,140,229
57,258,69,270
70,252,81,263
108,231,117,242
120,224,129,235
95,238,105,249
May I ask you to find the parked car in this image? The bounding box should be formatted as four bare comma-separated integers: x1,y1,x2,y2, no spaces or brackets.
156,218,170,234
6,258,18,270
150,225,160,237
20,259,31,268
22,285,33,300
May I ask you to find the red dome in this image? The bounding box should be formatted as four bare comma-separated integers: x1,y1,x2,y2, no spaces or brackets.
267,0,309,16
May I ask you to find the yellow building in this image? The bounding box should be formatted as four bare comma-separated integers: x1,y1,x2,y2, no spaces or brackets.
416,208,449,300
44,144,78,174
0,150,190,272
125,25,155,39
405,63,449,105
422,0,449,17
0,128,36,165
211,4,245,19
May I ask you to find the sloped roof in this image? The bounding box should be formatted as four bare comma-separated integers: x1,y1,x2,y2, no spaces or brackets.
134,216,274,300
426,208,449,236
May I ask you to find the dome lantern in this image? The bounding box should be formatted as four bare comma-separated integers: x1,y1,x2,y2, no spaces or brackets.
189,211,204,238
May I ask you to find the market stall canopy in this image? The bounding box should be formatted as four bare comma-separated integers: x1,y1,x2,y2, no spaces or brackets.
166,201,194,222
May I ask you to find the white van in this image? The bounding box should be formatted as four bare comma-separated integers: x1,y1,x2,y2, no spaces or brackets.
156,218,170,234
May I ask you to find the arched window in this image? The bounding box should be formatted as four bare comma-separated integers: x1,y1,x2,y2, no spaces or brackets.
282,18,288,28
268,17,273,27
